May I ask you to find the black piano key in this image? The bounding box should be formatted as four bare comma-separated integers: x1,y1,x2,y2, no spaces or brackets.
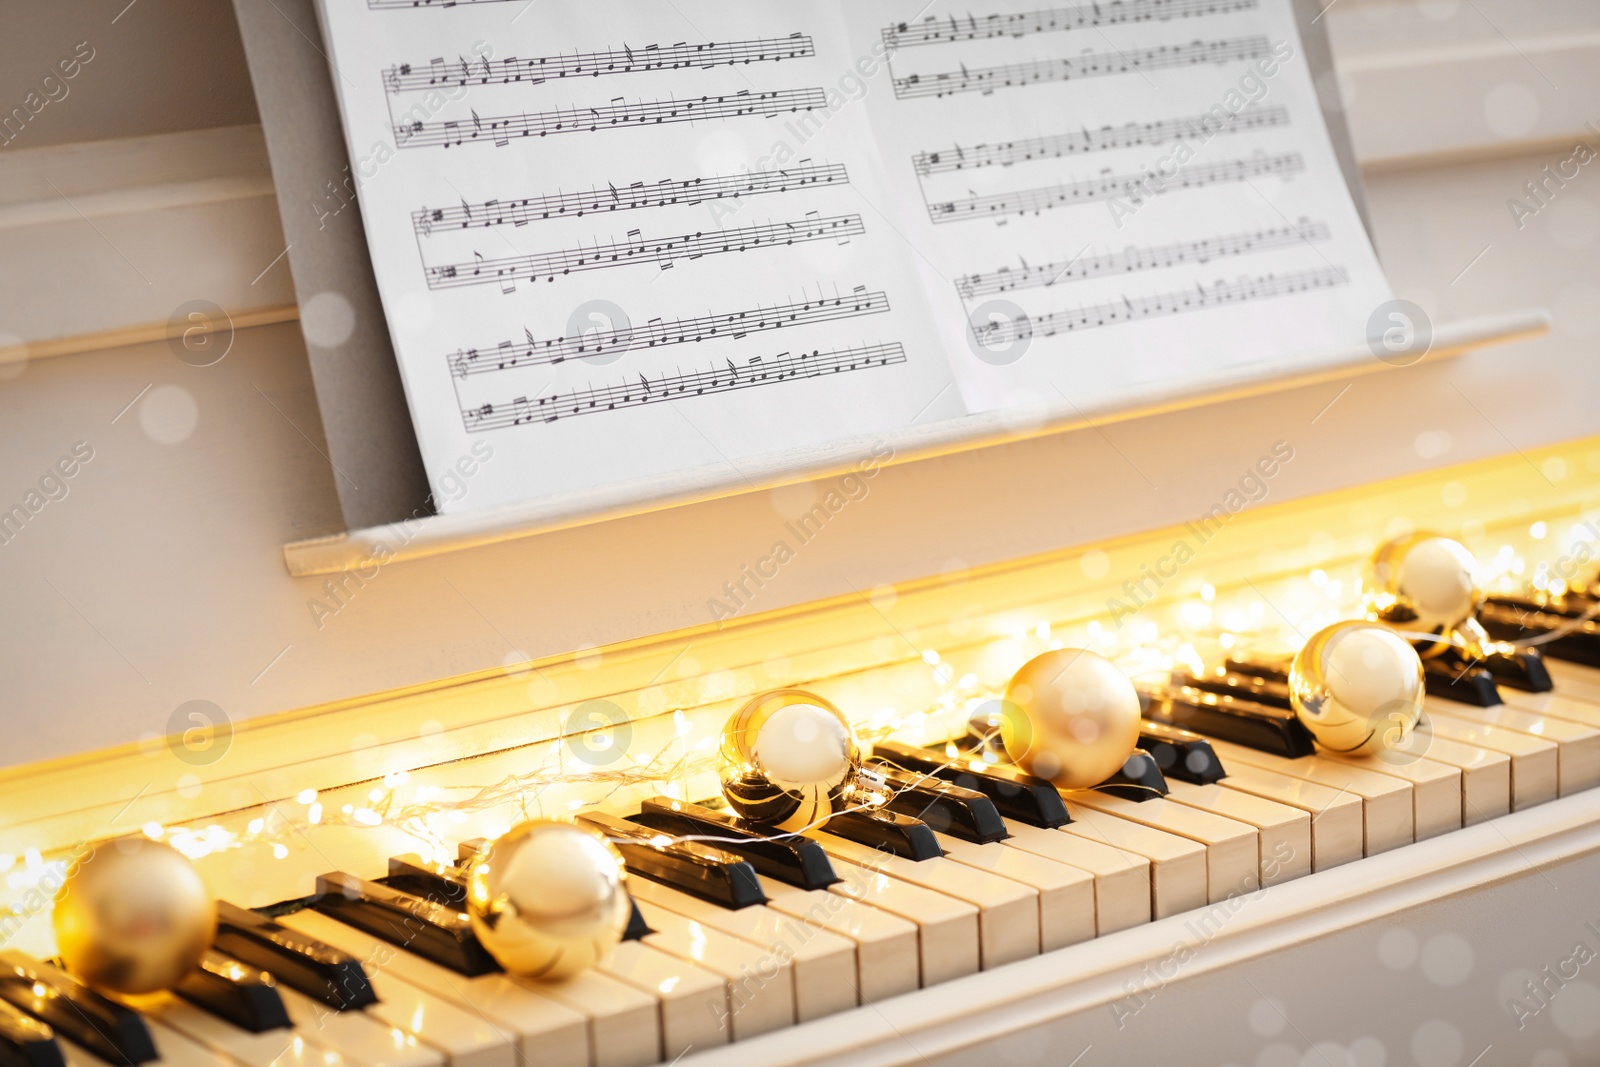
862,761,1009,844
1140,684,1317,759
630,797,839,890
1482,598,1600,667
383,855,467,907
871,741,1070,828
822,806,942,860
213,901,377,1010
0,953,157,1066
1137,721,1226,785
623,899,652,941
1421,655,1502,707
172,951,290,1033
572,812,768,909
312,872,499,977
1093,749,1169,801
1174,667,1291,708
0,1000,63,1067
1481,646,1553,692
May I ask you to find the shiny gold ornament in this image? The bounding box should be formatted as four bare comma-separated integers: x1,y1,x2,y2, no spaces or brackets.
1289,621,1424,755
1368,533,1484,657
718,689,861,831
52,838,215,995
1002,649,1143,790
465,820,630,980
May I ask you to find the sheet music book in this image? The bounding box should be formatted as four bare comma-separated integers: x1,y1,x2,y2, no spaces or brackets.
311,0,1390,515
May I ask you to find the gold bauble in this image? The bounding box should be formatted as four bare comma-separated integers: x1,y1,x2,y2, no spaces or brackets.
53,838,215,995
465,820,630,980
1369,533,1483,655
717,689,860,831
1289,621,1424,755
1002,649,1143,790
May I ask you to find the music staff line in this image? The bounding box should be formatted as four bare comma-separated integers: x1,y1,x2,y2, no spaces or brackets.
413,164,849,235
913,105,1288,176
448,289,892,378
893,36,1272,100
972,266,1349,346
461,343,906,430
383,35,813,93
883,0,1258,48
424,213,866,290
394,87,826,148
955,220,1330,299
929,151,1304,222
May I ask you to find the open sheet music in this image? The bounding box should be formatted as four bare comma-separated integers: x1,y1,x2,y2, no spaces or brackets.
312,0,1390,515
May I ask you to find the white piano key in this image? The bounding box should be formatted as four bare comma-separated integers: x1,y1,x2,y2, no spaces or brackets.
1058,802,1208,918
1163,782,1311,886
1421,710,1560,809
1068,793,1259,900
624,895,794,1040
1317,751,1462,841
928,832,1096,951
593,941,728,1061
1205,740,1414,855
1543,658,1600,702
815,831,1038,969
1363,729,1512,826
276,910,569,1067
1211,763,1364,870
993,819,1151,935
100,1009,230,1067
114,991,326,1067
824,852,981,985
278,986,443,1067
1501,688,1600,728
754,875,920,1002
1428,696,1600,794
626,876,856,1023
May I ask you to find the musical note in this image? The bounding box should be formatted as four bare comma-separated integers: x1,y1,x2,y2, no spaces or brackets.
459,343,907,430
393,88,827,148
882,0,1258,48
913,106,1289,176
424,214,866,290
411,163,849,235
447,290,892,378
381,34,814,92
893,37,1273,100
954,221,1330,299
928,153,1304,223
971,267,1350,347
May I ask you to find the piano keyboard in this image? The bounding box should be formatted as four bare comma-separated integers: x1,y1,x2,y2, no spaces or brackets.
7,649,1600,1067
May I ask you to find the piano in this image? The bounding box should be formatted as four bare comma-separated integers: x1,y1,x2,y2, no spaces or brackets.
4,0,1600,1065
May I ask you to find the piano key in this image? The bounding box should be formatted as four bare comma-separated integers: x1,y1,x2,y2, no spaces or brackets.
1480,600,1600,666
312,872,497,977
1421,657,1502,706
592,941,728,1060
1541,657,1600,702
991,819,1151,935
273,911,531,1067
1481,646,1553,692
1055,803,1209,917
1141,685,1316,759
1422,709,1562,808
571,813,767,908
621,897,794,1039
213,901,377,1010
170,952,289,1034
1497,687,1600,731
752,876,920,1002
632,798,838,890
861,762,1009,844
1161,782,1311,887
823,854,981,985
0,1000,62,1067
1312,749,1461,841
814,831,1039,968
626,877,857,1023
0,953,157,1066
275,985,442,1067
871,742,1069,827
1200,740,1414,855
1209,763,1363,871
1066,793,1258,900
1092,750,1170,802
1137,722,1225,785
819,806,942,860
109,988,330,1067
93,1008,231,1067
1427,698,1600,795
1325,728,1510,826
928,832,1095,950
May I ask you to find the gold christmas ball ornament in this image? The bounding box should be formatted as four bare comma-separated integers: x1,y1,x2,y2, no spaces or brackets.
465,820,630,981
1289,621,1425,755
1002,649,1143,790
1369,533,1483,654
52,838,216,995
718,689,861,831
